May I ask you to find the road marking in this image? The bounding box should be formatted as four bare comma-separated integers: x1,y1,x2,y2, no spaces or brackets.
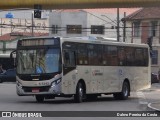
136,91,147,103
148,102,160,111
136,91,148,110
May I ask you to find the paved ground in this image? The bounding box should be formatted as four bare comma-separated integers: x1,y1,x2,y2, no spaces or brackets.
0,83,160,120
144,83,160,111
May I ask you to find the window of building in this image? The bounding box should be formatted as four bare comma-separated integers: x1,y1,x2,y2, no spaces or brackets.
91,25,105,34
152,50,158,65
52,25,58,34
133,22,140,37
67,25,82,34
150,21,158,37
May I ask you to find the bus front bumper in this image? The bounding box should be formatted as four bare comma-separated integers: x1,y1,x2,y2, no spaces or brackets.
16,81,62,96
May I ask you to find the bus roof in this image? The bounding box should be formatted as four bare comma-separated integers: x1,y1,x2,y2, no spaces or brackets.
20,36,149,48
62,37,149,48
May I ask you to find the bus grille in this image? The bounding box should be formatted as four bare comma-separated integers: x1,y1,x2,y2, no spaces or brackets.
22,86,50,92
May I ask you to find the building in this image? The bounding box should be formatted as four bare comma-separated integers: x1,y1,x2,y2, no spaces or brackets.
0,9,50,19
0,8,139,53
49,8,139,41
0,32,49,54
0,18,49,36
122,7,160,73
0,10,49,53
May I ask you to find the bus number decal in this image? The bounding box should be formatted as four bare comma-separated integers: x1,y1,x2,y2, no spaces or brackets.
92,70,103,76
39,82,50,86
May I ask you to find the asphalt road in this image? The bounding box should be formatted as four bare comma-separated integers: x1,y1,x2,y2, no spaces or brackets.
0,83,160,120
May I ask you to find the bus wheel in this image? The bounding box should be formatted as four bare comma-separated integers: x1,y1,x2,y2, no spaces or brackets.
35,95,44,102
113,81,130,100
74,82,84,103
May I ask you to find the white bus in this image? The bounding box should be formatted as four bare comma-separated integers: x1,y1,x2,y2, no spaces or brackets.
11,36,151,103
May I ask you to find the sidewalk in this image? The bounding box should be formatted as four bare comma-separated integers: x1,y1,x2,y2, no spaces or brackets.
147,83,160,111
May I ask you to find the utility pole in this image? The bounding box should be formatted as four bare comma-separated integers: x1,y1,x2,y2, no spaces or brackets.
32,11,34,36
117,8,120,42
123,12,126,42
1,18,2,36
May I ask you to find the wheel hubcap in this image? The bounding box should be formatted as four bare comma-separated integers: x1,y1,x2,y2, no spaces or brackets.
123,85,128,96
79,87,83,98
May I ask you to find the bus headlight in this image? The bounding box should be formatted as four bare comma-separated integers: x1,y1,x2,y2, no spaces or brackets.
55,79,61,85
16,81,22,88
51,78,61,87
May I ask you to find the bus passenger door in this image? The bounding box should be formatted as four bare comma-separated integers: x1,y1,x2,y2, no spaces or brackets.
62,50,77,94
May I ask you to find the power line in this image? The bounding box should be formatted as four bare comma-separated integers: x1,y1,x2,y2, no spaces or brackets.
79,10,116,26
1,23,160,30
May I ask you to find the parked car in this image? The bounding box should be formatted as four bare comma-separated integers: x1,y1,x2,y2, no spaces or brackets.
0,69,16,83
151,73,159,84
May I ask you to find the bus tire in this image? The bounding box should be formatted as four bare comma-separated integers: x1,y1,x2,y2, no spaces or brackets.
113,81,130,100
74,82,84,103
35,95,44,102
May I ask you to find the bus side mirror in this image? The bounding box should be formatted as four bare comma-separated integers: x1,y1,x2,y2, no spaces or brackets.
10,50,17,67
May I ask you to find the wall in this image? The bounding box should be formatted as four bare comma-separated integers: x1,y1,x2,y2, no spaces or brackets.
0,18,49,36
0,18,49,54
49,11,88,37
49,10,126,40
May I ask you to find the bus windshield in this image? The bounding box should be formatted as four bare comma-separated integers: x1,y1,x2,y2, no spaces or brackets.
17,48,61,74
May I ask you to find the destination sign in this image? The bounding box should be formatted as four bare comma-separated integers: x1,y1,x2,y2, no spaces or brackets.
19,38,60,46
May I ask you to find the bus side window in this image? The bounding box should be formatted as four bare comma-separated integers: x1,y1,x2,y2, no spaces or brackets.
118,47,126,66
107,46,118,66
144,49,149,66
63,50,76,67
88,44,102,65
77,44,88,65
125,47,135,66
102,45,108,65
135,48,143,66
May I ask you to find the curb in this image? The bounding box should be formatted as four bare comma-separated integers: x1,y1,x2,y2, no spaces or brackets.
148,102,160,111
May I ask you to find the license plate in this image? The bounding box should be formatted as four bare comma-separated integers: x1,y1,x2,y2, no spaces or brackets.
32,88,40,93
